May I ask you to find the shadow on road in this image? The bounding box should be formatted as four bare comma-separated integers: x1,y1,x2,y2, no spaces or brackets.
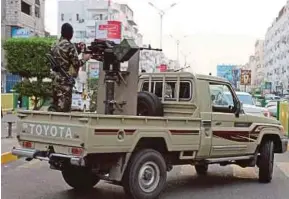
44,174,257,199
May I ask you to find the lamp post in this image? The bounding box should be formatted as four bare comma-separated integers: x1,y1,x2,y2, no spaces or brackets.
170,35,189,67
148,2,179,49
181,51,191,66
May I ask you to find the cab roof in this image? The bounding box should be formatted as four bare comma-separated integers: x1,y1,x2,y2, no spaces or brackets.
139,72,228,83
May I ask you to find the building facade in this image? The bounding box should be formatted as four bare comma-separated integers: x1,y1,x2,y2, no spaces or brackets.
1,0,46,92
254,40,265,86
58,0,144,92
264,1,289,93
57,0,143,46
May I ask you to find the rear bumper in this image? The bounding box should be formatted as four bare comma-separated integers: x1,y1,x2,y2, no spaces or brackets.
281,138,288,153
11,148,85,166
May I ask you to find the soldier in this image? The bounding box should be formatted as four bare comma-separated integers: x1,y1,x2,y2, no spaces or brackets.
51,23,91,112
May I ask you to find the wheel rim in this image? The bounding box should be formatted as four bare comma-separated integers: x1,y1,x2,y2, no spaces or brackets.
138,161,160,193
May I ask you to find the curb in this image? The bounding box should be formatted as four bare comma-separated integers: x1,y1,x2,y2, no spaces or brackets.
1,152,18,164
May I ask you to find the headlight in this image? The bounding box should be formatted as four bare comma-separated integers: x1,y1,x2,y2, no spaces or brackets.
262,110,271,117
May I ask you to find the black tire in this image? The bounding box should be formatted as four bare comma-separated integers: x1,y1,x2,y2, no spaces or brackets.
195,164,208,175
137,91,163,116
62,167,100,190
123,149,167,199
258,140,274,183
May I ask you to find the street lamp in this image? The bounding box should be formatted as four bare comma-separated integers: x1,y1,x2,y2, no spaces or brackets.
148,2,179,49
170,35,189,66
181,51,191,66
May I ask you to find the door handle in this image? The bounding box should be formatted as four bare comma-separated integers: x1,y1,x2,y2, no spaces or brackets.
215,122,222,126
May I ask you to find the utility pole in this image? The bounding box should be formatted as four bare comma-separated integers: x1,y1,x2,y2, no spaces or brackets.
181,51,191,66
148,2,179,49
170,35,189,69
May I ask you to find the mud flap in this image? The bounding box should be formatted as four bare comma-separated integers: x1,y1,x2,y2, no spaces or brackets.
108,153,132,181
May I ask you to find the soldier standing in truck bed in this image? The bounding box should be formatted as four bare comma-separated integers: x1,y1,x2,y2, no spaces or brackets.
50,23,91,112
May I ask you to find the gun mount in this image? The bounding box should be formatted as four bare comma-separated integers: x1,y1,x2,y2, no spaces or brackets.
75,39,162,115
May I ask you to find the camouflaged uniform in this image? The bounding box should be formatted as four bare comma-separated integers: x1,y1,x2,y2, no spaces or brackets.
51,38,86,112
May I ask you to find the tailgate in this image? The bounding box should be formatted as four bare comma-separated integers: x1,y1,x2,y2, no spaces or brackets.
16,111,87,153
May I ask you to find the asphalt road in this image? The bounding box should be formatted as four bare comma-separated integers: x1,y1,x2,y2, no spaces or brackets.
2,152,289,199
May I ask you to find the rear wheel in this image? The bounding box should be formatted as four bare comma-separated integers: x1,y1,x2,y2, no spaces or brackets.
62,166,100,190
123,149,167,199
195,164,208,175
258,140,274,183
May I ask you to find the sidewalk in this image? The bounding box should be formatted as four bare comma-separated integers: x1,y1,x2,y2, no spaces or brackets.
1,137,20,153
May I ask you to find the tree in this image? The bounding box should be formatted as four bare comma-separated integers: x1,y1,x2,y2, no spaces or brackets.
3,37,56,110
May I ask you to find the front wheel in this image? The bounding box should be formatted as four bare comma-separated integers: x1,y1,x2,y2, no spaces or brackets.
123,149,167,199
62,166,100,190
258,140,274,183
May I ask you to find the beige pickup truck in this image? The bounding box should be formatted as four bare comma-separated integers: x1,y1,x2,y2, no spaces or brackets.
12,72,288,199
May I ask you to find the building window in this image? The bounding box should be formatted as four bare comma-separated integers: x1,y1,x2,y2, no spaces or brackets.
21,1,31,16
61,13,64,21
35,0,40,18
35,6,40,18
76,14,79,21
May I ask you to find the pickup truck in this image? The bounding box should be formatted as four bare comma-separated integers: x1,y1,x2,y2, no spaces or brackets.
12,72,288,199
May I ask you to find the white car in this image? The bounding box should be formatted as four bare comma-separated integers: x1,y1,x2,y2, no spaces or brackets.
71,94,91,112
225,92,271,118
71,94,82,111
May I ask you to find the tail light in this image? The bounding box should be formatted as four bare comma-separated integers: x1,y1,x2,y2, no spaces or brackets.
22,141,34,148
262,110,270,117
70,147,84,156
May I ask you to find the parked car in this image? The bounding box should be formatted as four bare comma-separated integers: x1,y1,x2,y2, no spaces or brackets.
225,92,271,117
266,99,289,118
71,93,82,111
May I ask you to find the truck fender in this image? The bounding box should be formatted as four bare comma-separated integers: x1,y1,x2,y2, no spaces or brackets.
108,134,171,182
256,127,282,153
128,132,171,153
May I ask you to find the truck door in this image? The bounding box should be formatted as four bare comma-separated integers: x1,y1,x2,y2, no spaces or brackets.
209,83,250,157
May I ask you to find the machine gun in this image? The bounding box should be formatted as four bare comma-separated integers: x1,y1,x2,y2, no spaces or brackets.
80,39,162,115
46,53,76,85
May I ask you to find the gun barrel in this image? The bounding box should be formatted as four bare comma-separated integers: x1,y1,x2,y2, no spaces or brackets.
139,47,162,51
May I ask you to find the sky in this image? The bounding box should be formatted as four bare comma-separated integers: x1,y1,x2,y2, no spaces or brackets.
45,0,287,75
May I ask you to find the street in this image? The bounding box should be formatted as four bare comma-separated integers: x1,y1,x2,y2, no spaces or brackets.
1,151,289,199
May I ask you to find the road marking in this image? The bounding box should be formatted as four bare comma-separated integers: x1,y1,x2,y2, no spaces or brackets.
231,165,258,179
1,152,18,164
276,162,289,178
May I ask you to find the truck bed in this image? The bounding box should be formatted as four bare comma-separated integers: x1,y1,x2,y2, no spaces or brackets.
16,110,202,154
